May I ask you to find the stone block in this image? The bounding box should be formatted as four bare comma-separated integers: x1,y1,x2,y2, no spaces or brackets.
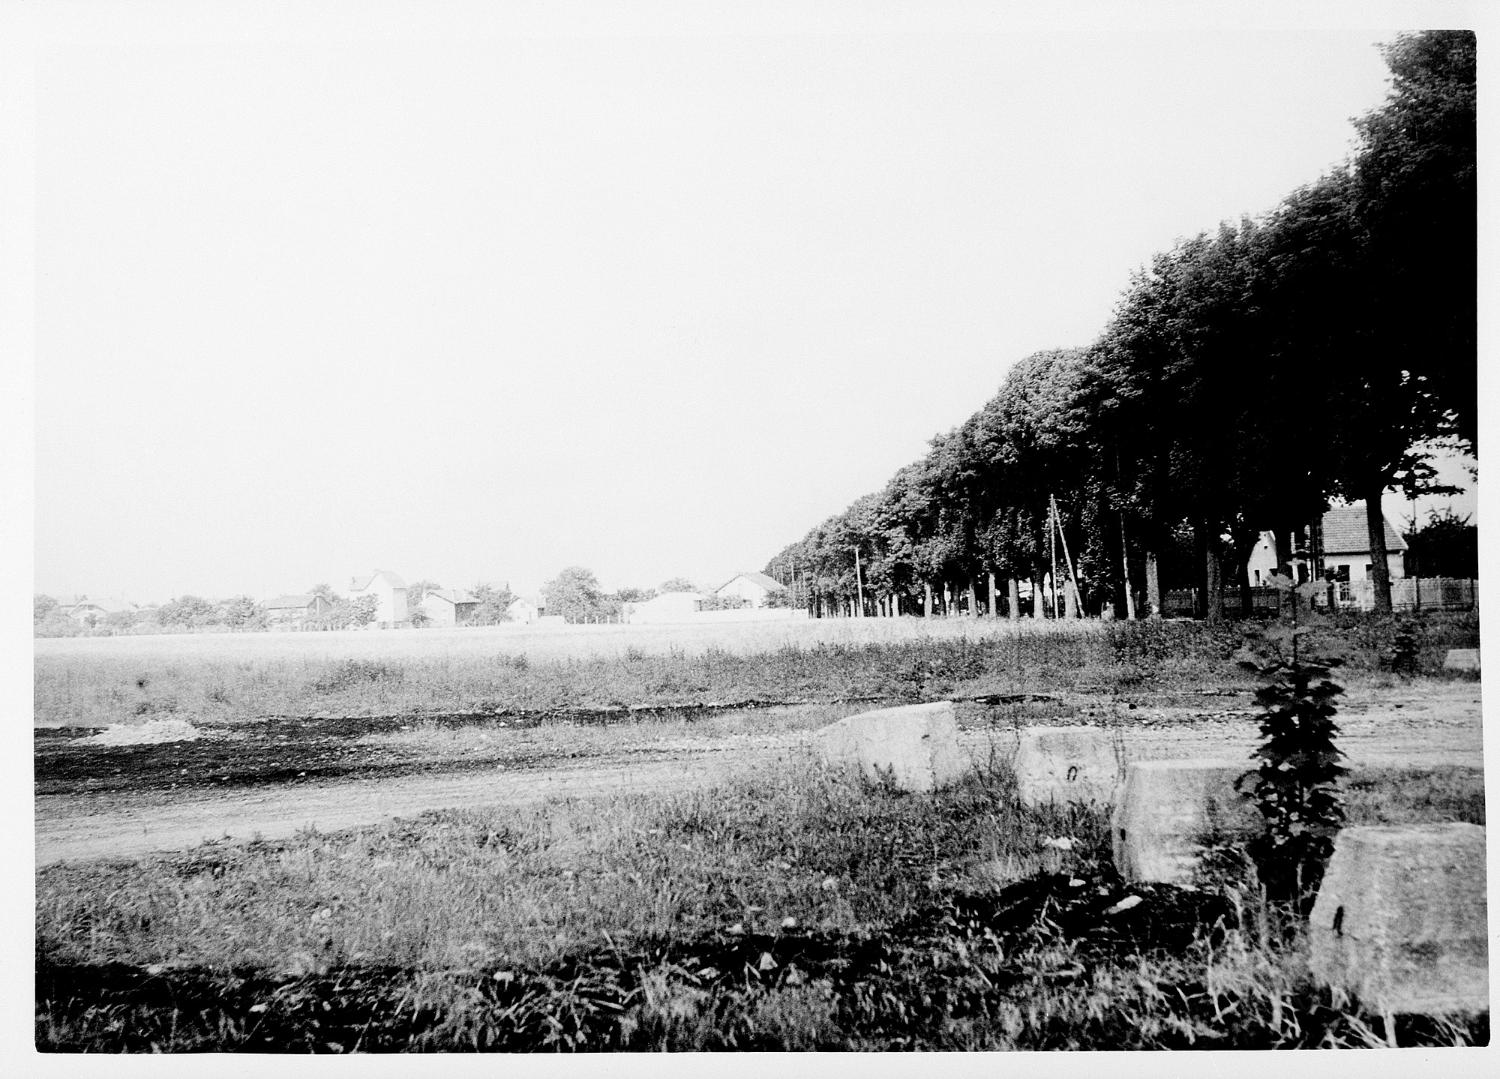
1443,648,1480,672
1308,824,1488,1016
1013,726,1124,806
814,701,968,793
1111,759,1259,884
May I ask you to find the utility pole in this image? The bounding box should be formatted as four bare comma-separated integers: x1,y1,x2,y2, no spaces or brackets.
1051,494,1084,618
1048,498,1058,619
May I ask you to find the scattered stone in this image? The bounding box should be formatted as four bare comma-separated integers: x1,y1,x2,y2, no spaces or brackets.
1111,760,1259,884
1309,824,1488,1016
1443,648,1480,672
1104,895,1142,916
813,701,968,793
1013,726,1124,806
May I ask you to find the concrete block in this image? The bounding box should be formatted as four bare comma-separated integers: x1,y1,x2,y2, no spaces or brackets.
814,701,968,793
1013,726,1124,806
1308,824,1488,1015
1111,759,1259,884
1443,648,1480,672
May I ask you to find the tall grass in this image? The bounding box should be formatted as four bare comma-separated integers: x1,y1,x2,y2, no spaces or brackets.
37,757,1486,1051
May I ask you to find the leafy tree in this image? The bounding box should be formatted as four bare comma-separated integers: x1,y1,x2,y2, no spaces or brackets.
1404,508,1478,579
34,594,58,624
157,595,217,629
216,595,266,630
543,567,608,624
699,593,748,612
469,583,517,626
406,580,443,616
1320,31,1477,613
658,577,698,594
1353,30,1477,453
103,608,140,633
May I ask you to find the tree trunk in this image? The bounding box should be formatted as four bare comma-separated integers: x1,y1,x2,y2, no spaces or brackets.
1205,538,1225,624
1364,491,1394,614
1193,521,1209,620
1145,550,1161,619
1007,577,1020,620
966,583,978,617
1030,575,1043,618
924,583,933,618
987,572,997,617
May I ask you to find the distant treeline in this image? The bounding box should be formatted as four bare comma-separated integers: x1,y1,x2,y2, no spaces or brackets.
766,32,1474,621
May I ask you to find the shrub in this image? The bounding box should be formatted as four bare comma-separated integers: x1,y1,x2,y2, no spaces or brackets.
1236,574,1346,911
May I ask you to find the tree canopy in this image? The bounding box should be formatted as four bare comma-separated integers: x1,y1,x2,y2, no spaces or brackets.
765,32,1474,620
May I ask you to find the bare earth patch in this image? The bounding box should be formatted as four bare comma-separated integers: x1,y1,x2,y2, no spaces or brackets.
34,682,1481,867
84,718,207,746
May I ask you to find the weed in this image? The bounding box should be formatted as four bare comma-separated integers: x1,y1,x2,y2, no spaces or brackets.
1236,574,1346,911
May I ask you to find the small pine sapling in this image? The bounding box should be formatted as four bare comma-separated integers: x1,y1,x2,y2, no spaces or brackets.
1236,571,1347,911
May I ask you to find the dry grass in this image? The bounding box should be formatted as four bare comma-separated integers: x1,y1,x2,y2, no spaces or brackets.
36,759,1487,1051
33,618,1119,727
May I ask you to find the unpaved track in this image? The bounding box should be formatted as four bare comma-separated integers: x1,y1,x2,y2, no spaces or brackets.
35,685,1484,866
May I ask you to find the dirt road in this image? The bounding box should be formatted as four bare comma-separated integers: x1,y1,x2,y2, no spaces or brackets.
35,685,1484,866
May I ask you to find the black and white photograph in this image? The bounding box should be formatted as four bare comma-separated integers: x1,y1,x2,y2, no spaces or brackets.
6,0,1491,1063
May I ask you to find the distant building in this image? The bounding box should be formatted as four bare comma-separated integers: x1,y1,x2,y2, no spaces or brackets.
58,595,138,626
1247,503,1408,593
348,570,409,628
419,588,480,627
262,593,333,630
715,571,787,608
626,591,704,624
506,597,544,624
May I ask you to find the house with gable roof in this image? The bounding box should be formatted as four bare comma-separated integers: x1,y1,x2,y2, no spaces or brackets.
714,571,787,608
58,595,139,626
348,570,409,628
1246,503,1408,599
263,593,334,630
418,588,480,627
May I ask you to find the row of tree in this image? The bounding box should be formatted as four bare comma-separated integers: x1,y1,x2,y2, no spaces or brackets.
766,32,1475,622
34,593,274,636
34,580,521,636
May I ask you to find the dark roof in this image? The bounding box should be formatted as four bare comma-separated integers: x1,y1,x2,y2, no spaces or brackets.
423,589,478,605
1321,504,1407,555
264,594,318,610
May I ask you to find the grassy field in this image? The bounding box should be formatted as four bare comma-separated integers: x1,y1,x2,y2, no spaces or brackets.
31,618,1111,727
34,612,1480,729
34,612,1486,1051
37,757,1487,1051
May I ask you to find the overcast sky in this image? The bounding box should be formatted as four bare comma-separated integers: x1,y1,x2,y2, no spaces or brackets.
16,2,1484,603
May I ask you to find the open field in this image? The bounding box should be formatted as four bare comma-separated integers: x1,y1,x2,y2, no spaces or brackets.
34,613,1488,1050
32,611,1481,728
